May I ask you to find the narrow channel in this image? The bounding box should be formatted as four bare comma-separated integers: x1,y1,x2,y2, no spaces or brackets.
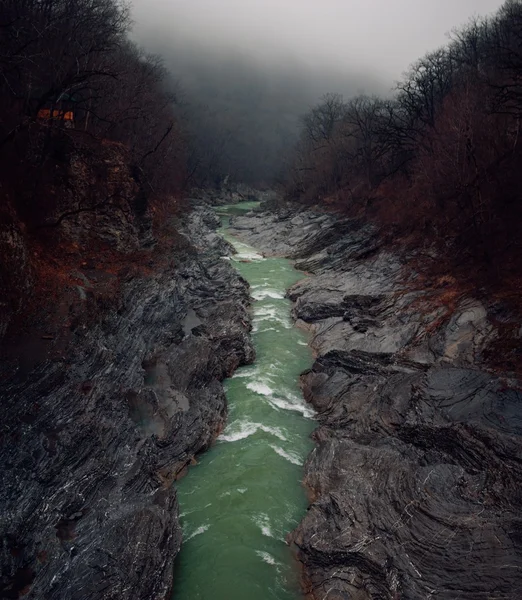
173,202,315,599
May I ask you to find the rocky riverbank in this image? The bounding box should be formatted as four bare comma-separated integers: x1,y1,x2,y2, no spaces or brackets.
189,185,279,207
0,206,254,600
229,204,522,600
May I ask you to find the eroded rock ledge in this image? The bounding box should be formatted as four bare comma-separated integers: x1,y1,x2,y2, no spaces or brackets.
0,206,254,599
229,205,522,600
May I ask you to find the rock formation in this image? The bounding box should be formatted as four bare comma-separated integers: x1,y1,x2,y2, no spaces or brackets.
229,204,522,600
0,206,254,599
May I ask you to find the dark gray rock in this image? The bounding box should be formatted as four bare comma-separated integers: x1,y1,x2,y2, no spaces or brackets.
0,197,35,339
231,204,522,600
189,185,279,206
0,206,254,600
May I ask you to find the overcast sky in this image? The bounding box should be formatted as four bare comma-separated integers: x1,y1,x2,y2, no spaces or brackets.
132,0,505,83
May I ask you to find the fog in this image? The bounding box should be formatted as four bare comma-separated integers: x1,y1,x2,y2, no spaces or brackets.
132,0,503,81
130,0,505,184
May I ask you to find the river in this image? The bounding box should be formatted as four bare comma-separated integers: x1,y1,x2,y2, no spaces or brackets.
173,202,315,599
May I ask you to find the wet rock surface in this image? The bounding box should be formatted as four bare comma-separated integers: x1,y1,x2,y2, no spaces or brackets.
189,185,278,206
230,204,522,599
0,206,254,600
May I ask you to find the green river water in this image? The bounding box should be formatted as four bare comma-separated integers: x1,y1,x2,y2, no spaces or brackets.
173,202,315,599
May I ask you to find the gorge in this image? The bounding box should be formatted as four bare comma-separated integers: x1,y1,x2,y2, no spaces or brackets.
1,192,522,599
228,201,522,600
2,1,522,598
174,202,314,600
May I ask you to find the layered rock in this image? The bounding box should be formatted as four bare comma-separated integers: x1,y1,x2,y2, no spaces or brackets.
229,205,522,600
190,185,279,206
0,206,254,599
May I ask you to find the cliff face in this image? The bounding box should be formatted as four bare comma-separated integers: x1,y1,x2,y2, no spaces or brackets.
229,206,522,600
1,132,148,340
189,185,279,206
0,173,254,598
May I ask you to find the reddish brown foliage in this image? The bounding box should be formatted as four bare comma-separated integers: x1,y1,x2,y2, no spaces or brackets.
286,2,522,373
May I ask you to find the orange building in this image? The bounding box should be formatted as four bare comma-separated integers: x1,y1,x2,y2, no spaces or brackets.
37,108,74,122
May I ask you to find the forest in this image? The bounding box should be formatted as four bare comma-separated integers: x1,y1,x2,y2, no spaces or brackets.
285,0,522,295
2,0,522,300
1,3,522,600
0,0,189,228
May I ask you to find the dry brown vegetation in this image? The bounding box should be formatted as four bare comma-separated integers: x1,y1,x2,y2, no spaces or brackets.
0,0,187,225
0,0,193,335
286,0,522,306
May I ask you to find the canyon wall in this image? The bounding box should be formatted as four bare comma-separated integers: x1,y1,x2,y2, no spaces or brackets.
230,204,522,600
0,201,254,599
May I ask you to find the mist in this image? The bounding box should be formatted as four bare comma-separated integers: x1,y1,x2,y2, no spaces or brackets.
130,0,505,185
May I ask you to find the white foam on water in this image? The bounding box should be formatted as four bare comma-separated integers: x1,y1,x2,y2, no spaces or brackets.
297,340,308,346
237,488,247,494
219,420,287,442
261,424,287,440
231,369,254,378
266,395,315,419
269,444,303,465
219,421,257,442
253,305,277,318
268,363,283,372
286,391,307,403
254,305,285,317
233,253,265,262
255,550,277,566
252,305,292,329
253,326,278,334
230,241,265,262
246,381,273,396
186,524,210,541
252,289,285,300
253,514,275,538
253,321,282,333
229,364,267,380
